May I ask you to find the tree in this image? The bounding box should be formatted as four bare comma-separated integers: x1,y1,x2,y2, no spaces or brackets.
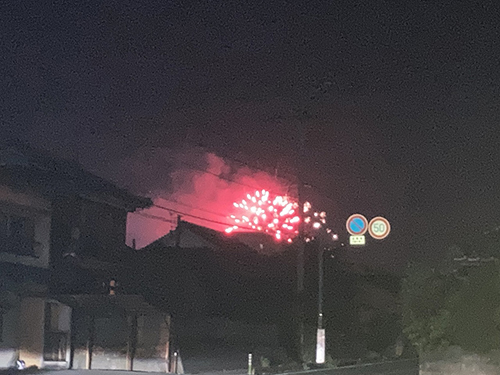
401,263,458,353
446,262,500,353
402,259,500,354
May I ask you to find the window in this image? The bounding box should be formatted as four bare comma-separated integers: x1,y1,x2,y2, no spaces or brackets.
43,302,70,362
0,213,7,244
0,212,36,256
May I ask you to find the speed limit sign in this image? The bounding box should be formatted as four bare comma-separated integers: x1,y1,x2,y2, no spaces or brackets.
368,217,391,240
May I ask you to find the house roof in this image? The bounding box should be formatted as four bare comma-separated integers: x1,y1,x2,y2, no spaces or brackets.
0,142,151,211
179,220,262,251
145,220,295,281
155,220,287,253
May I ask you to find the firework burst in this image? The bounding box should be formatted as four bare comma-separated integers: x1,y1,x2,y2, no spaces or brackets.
225,189,300,242
226,190,336,243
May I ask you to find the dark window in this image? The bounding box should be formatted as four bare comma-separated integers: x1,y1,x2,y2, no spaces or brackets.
0,213,8,245
0,212,36,256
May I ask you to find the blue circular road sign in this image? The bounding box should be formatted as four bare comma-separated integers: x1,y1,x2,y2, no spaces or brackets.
346,214,368,235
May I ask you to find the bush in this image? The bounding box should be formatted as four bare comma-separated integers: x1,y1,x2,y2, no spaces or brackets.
446,262,500,353
402,260,500,354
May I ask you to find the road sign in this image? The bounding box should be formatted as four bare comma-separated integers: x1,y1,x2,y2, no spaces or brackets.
368,216,391,240
346,214,368,235
349,235,366,246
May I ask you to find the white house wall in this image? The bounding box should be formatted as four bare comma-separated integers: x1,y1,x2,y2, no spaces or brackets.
18,297,45,368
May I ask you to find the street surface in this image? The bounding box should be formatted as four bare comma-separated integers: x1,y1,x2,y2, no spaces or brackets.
0,358,418,375
286,359,419,375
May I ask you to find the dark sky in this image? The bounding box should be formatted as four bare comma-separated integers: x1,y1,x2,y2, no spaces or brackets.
2,0,500,268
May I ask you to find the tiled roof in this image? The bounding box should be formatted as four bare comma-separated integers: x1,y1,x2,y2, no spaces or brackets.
0,142,151,211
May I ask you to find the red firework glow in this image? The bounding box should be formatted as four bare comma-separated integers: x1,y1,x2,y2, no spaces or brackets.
126,150,334,248
226,189,300,243
226,191,335,244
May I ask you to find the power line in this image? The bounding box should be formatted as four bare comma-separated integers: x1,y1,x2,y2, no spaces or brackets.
133,207,224,227
152,203,234,227
132,211,177,224
156,198,229,219
133,205,231,227
143,203,262,233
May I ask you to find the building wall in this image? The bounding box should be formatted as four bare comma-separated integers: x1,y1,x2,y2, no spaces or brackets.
72,311,169,372
50,197,127,264
49,196,81,266
18,297,45,368
79,199,127,260
0,185,52,369
134,312,170,372
0,184,51,269
0,303,21,368
43,301,71,368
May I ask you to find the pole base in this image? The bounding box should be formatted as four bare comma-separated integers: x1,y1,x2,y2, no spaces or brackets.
315,328,325,364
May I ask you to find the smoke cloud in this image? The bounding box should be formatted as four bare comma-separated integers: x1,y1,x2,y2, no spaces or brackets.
125,147,296,249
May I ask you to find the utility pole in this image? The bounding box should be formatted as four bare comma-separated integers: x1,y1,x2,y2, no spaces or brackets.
295,81,332,365
315,244,325,364
296,209,305,364
296,110,308,364
316,234,338,364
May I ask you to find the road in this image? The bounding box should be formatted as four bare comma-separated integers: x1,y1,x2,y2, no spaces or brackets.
284,359,419,375
0,359,418,375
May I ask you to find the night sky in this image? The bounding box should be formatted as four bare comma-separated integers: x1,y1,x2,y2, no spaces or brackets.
2,1,500,270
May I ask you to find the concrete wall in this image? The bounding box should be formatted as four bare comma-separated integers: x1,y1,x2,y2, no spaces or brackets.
134,312,170,372
72,311,169,371
1,298,71,369
420,347,500,375
18,297,45,368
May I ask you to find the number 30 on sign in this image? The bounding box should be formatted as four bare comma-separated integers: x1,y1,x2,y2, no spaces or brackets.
368,217,391,240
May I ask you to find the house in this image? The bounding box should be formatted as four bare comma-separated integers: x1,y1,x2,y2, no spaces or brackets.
0,166,54,369
0,143,170,371
131,221,296,372
140,220,296,315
